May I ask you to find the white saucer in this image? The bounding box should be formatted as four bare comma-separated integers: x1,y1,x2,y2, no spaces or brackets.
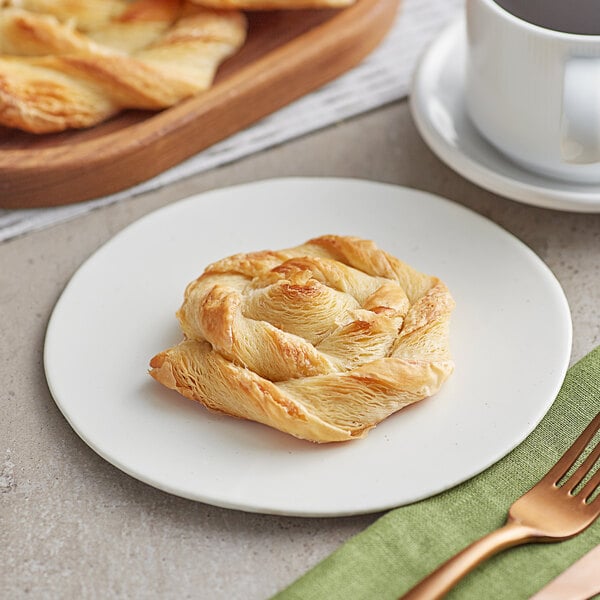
410,17,600,213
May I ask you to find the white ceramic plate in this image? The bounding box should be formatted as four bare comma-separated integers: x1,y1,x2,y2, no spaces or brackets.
411,18,600,213
44,178,572,517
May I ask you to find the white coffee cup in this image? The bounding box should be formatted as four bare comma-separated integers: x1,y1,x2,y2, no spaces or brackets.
466,0,600,183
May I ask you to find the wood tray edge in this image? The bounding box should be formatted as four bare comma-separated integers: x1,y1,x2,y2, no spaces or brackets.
0,0,400,208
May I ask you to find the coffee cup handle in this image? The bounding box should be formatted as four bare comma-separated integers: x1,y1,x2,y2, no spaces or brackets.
561,57,600,164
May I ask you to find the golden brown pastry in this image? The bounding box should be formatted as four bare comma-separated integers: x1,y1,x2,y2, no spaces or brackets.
149,235,455,443
189,0,354,10
0,0,246,133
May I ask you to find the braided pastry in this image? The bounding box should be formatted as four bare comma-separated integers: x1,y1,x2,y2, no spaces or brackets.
189,0,355,11
0,0,246,133
149,235,455,443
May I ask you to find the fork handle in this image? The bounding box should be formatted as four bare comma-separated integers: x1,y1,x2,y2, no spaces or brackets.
400,520,538,600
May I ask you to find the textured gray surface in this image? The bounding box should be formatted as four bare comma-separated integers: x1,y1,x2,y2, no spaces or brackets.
1,101,599,599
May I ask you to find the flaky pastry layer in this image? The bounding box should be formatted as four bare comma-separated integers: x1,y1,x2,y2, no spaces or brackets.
149,235,455,443
0,0,246,132
189,0,354,10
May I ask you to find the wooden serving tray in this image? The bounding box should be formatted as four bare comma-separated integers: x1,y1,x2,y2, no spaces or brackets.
0,0,399,209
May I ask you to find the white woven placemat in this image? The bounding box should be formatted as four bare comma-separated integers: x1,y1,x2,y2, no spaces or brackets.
0,0,462,243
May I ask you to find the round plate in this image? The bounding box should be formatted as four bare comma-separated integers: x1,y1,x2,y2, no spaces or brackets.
44,178,572,516
410,18,600,213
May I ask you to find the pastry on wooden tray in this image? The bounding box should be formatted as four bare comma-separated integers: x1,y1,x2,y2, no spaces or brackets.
0,0,246,133
189,0,354,11
149,235,455,443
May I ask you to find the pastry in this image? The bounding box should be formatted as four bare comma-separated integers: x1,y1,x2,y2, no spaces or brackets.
0,0,246,133
149,235,455,443
189,0,354,10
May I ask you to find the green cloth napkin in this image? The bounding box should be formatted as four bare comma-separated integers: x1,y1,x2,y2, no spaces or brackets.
273,346,600,600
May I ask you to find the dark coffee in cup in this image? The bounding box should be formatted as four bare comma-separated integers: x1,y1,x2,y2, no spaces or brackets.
494,0,600,35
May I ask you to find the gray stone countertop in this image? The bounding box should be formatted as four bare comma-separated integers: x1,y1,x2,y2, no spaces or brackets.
1,100,599,599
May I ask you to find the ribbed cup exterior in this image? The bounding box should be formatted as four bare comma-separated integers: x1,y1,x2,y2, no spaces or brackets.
465,0,600,182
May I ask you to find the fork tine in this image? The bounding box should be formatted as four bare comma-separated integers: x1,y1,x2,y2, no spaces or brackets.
582,468,600,504
540,411,600,486
566,436,600,493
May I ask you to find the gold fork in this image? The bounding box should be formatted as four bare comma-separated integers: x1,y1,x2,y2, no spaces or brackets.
401,411,600,600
